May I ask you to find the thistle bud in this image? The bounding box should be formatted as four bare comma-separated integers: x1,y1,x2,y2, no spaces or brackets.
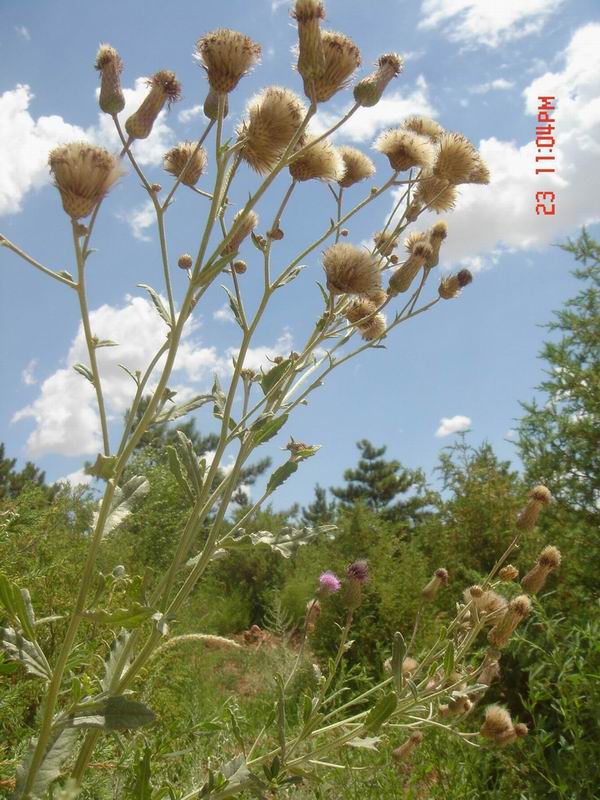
268,226,284,240
125,71,181,140
95,44,125,115
204,87,229,120
233,260,247,274
223,210,258,255
498,564,519,582
195,29,261,94
354,52,403,107
521,545,561,594
374,129,435,173
392,731,423,763
163,142,207,187
343,559,368,611
323,243,382,296
307,30,361,103
421,567,448,601
488,595,530,650
337,146,375,188
426,220,448,268
388,242,432,295
516,485,552,532
438,269,472,300
289,137,344,182
341,228,349,236
293,0,326,82
48,143,122,220
178,253,193,270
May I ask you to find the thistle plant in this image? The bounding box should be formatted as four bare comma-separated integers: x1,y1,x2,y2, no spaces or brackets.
0,3,563,798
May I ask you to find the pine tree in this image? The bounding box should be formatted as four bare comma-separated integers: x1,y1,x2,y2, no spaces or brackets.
0,443,49,500
301,484,336,526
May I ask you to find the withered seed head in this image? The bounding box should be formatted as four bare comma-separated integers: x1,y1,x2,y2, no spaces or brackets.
373,230,398,256
521,545,562,594
499,564,519,582
289,136,344,182
195,29,261,93
488,594,530,649
306,30,361,103
434,132,479,185
480,705,513,739
345,297,378,327
468,152,491,184
125,70,181,140
402,115,445,142
48,142,123,220
421,567,449,601
163,142,207,186
323,242,382,296
416,172,458,213
337,146,375,188
95,44,125,115
516,485,552,531
360,312,387,341
438,269,472,300
374,129,435,173
353,52,404,107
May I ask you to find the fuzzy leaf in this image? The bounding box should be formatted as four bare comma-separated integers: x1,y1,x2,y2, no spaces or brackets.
260,360,291,396
99,476,150,538
94,339,119,348
0,574,36,640
347,736,381,751
222,286,244,328
14,728,78,799
212,374,226,418
251,413,289,446
70,695,156,731
221,754,251,788
138,284,172,327
266,461,298,494
83,603,154,628
155,394,212,424
364,692,397,733
73,363,94,383
165,445,195,502
0,627,52,680
174,431,204,495
101,629,131,692
249,524,331,558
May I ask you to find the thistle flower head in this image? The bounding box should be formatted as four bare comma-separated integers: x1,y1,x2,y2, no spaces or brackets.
404,230,427,253
48,142,122,220
468,152,491,184
345,297,378,326
488,595,530,649
223,209,259,255
374,129,435,172
368,288,388,307
353,52,403,107
163,142,207,186
360,312,387,341
480,705,513,739
347,559,368,583
521,545,562,593
402,115,445,142
430,220,448,240
293,0,326,82
307,30,361,103
434,132,479,184
238,86,307,174
289,136,344,182
438,268,472,299
539,545,561,569
373,229,398,256
388,245,432,295
319,570,341,594
125,70,181,140
195,29,261,93
95,44,125,115
323,243,382,296
499,564,519,581
337,146,375,188
516,484,552,531
416,173,457,213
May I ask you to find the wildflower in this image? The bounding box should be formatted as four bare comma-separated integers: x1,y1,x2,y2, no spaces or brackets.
416,173,457,213
488,594,530,649
95,44,125,114
323,243,382,296
163,142,207,187
125,71,181,140
319,570,341,594
178,253,193,270
374,129,435,173
48,143,122,220
402,115,444,142
421,567,449,601
388,242,432,295
373,230,398,257
238,87,307,174
293,0,326,82
516,485,552,532
392,731,423,762
307,30,361,102
499,564,519,582
343,559,368,611
438,269,472,299
337,146,375,188
521,545,561,594
194,29,261,93
433,133,479,185
289,136,344,182
223,210,258,255
354,52,403,107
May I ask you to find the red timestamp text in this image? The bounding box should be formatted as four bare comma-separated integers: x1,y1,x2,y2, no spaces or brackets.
535,96,556,216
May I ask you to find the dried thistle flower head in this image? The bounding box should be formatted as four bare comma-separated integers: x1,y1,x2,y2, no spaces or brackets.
402,115,445,142
434,133,479,185
238,87,307,174
95,44,125,115
422,567,449,601
521,545,562,594
337,146,375,188
404,230,427,254
388,243,432,295
289,136,344,182
323,243,382,295
48,142,122,219
347,559,369,583
307,30,361,102
392,731,423,763
416,173,457,213
516,484,552,531
468,152,491,184
426,219,449,267
499,564,519,582
373,230,398,256
163,142,208,186
488,594,531,649
125,70,181,140
465,588,507,624
204,87,229,120
345,297,377,327
438,268,472,300
353,52,404,107
195,29,261,93
480,705,513,739
178,253,193,270
306,598,321,630
360,312,387,341
293,0,326,82
224,209,258,255
374,129,435,172
479,658,500,687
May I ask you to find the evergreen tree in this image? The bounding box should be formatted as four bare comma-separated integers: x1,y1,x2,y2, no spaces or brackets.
301,484,336,527
0,443,49,500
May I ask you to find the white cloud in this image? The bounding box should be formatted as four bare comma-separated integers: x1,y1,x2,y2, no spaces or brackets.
228,330,293,371
414,24,600,269
21,359,38,385
271,0,288,11
312,78,436,143
0,79,176,216
213,303,236,324
55,468,93,488
15,25,31,41
419,0,564,47
118,199,155,241
178,105,203,124
469,78,515,94
435,415,472,437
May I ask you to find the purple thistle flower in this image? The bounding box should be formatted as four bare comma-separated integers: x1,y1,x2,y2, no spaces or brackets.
346,559,369,584
319,571,341,594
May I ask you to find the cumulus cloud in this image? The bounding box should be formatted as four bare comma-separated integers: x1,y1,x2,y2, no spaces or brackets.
213,303,236,324
469,78,515,94
435,415,472,437
118,199,156,241
413,24,600,269
312,78,436,143
0,79,176,216
178,105,203,124
419,0,564,47
21,359,38,386
55,468,93,488
226,330,294,372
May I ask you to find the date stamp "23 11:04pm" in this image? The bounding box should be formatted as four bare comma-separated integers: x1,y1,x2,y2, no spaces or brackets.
535,95,556,216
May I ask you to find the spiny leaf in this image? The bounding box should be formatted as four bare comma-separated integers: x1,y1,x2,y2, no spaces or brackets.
101,629,131,692
154,394,212,424
0,627,52,680
14,728,78,799
138,283,172,326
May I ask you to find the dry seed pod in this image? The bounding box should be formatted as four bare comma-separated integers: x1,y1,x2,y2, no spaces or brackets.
289,136,344,182
337,146,375,188
307,30,361,102
353,52,403,107
438,269,472,299
95,44,125,114
323,243,382,296
163,142,207,186
125,71,181,140
521,545,561,594
48,143,122,220
374,129,435,172
195,29,261,93
488,595,531,649
177,253,193,270
516,485,552,531
293,0,326,82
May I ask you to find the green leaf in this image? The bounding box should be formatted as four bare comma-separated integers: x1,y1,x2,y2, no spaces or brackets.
138,283,172,326
249,524,332,558
291,444,321,462
221,754,251,790
100,476,150,537
222,286,244,328
130,747,152,800
70,695,156,731
251,413,289,446
73,363,94,383
154,394,213,424
94,339,119,348
443,641,455,677
84,604,154,628
364,692,398,733
347,736,381,751
118,364,141,385
212,374,226,417
391,631,407,693
260,360,291,396
85,454,117,481
165,445,195,503
173,431,205,495
266,461,298,494
0,574,36,640
0,627,52,680
14,728,78,799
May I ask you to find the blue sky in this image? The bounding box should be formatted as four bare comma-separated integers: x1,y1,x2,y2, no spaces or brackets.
1,0,599,509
